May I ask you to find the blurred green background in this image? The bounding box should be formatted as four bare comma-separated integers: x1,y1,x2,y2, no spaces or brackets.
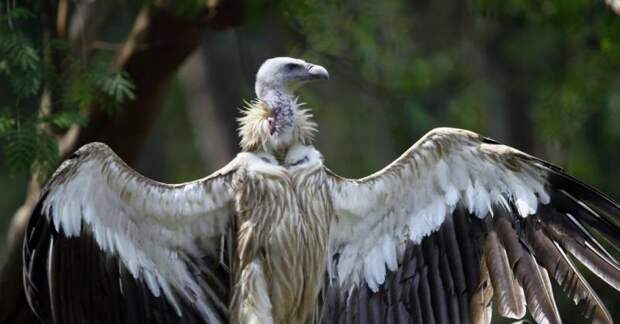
1,0,620,323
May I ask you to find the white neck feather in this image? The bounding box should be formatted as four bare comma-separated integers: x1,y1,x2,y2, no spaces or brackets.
237,99,317,157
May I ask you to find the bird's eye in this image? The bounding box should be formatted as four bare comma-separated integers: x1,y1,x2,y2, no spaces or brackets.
285,63,300,71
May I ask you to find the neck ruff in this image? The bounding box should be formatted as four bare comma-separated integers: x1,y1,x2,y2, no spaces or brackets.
237,99,317,153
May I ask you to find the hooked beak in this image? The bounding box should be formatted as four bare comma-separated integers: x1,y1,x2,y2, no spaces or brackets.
306,64,330,80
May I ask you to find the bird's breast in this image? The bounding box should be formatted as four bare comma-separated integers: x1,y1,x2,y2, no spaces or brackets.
232,165,332,323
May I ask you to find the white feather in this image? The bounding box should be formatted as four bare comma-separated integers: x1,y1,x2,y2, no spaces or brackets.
382,235,398,272
42,142,238,320
328,127,550,293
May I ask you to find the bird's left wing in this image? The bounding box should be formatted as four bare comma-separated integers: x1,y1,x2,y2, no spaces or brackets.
23,143,238,324
323,127,620,324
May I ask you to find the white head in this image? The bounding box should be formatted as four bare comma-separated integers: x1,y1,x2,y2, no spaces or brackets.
239,57,326,155
255,57,329,100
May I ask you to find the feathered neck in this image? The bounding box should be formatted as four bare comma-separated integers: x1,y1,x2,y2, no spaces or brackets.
237,99,317,158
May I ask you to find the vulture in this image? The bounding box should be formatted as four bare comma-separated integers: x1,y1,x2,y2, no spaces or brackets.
23,57,620,324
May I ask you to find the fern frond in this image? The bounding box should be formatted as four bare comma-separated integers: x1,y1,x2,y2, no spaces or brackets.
0,33,39,71
2,125,59,174
97,70,136,104
44,111,86,129
10,72,41,97
3,126,38,173
34,133,59,175
0,32,42,97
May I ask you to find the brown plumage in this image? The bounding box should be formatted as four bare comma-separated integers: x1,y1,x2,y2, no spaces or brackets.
495,213,561,324
230,157,332,323
483,227,526,319
525,216,613,322
470,257,493,324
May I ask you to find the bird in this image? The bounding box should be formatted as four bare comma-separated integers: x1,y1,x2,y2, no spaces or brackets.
22,56,620,324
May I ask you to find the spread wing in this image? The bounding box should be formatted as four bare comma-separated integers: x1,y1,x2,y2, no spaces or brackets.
23,142,237,324
323,127,620,324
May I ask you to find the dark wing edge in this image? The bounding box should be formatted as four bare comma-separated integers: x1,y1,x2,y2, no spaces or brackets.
22,143,238,324
23,196,233,324
322,128,620,324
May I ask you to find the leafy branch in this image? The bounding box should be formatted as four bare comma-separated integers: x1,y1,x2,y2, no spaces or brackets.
0,5,136,175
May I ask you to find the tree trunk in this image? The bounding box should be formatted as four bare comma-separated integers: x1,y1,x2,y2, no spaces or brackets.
179,46,237,169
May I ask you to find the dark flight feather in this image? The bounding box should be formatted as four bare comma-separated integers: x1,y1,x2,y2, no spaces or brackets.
495,214,562,324
23,196,230,324
483,228,526,319
525,219,613,323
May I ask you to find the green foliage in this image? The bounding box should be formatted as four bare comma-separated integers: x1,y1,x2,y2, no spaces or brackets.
0,33,38,70
283,0,416,93
2,124,58,174
44,111,87,130
0,5,41,98
3,126,38,174
0,32,42,97
97,70,136,104
66,57,136,112
0,115,16,135
0,5,136,175
277,0,620,204
0,7,35,21
449,80,494,133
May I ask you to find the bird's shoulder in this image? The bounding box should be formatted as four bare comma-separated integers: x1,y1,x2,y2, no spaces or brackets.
234,144,324,175
233,151,287,178
284,144,323,170
415,127,485,149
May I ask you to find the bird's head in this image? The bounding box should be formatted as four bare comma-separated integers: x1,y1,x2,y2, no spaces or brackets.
239,57,324,155
255,57,329,99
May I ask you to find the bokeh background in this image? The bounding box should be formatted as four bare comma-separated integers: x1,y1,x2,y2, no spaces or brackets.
1,0,619,323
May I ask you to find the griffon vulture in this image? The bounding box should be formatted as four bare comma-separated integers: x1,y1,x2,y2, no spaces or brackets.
23,57,620,324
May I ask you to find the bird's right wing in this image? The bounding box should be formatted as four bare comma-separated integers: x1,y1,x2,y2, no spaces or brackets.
23,142,238,324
